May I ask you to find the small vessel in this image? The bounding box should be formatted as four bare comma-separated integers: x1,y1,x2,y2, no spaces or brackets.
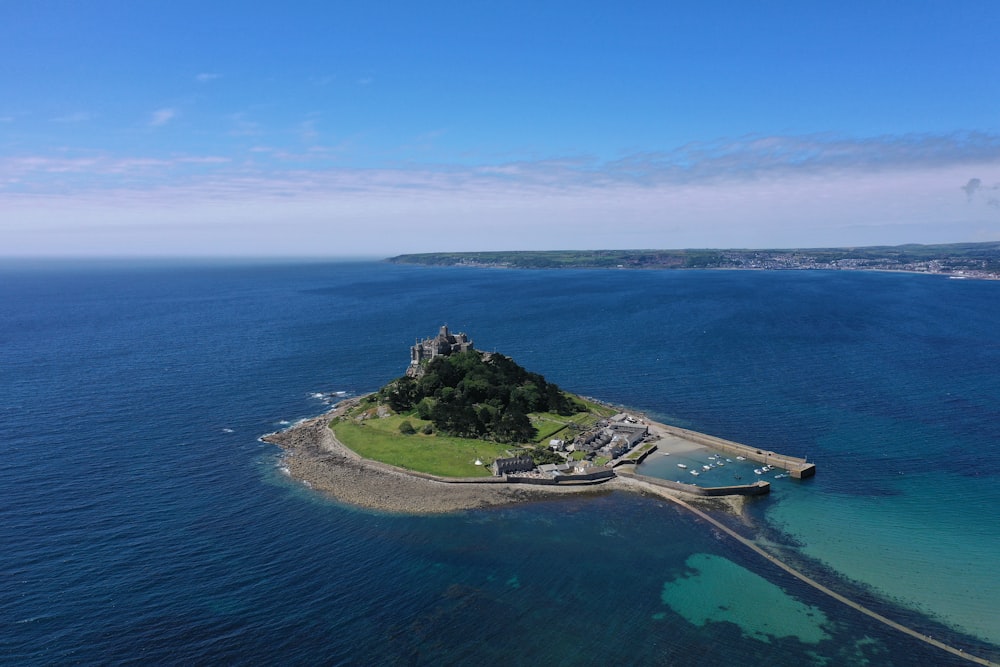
690,470,700,476
726,458,733,462
702,465,712,471
677,463,687,469
736,456,746,461
754,468,763,475
716,461,725,467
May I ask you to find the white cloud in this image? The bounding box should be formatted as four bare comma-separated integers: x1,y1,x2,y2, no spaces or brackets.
149,108,177,127
2,132,999,257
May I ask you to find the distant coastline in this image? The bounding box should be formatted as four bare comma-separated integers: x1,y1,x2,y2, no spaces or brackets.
387,241,1000,280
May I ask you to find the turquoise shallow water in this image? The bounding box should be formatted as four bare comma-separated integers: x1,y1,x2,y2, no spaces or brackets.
1,260,997,665
661,553,832,644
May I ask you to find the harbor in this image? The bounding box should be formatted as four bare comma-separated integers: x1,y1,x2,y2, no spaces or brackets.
650,422,816,479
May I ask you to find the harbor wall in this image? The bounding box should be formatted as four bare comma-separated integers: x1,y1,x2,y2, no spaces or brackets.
657,424,816,479
627,472,771,497
507,468,616,486
614,443,658,467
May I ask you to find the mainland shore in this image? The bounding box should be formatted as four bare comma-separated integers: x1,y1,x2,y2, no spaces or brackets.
262,398,747,515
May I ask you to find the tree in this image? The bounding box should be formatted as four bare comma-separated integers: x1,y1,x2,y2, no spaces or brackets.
377,349,571,442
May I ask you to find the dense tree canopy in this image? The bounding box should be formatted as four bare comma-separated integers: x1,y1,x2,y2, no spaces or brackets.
377,351,583,443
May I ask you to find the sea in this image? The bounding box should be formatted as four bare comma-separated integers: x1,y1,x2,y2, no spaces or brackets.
2,259,998,666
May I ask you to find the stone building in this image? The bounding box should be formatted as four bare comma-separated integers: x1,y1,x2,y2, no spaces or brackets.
491,455,535,477
408,325,474,375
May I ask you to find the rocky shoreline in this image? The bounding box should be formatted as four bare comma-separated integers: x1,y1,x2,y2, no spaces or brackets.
261,399,747,516
261,401,614,514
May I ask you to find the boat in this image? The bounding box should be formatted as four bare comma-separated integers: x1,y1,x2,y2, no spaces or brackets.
736,456,746,461
677,463,687,469
702,465,712,471
690,470,700,476
716,462,725,467
754,468,763,475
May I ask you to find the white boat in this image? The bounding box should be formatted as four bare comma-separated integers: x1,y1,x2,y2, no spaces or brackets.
690,470,700,476
754,468,763,475
702,465,711,471
677,463,687,469
716,462,725,467
736,456,746,461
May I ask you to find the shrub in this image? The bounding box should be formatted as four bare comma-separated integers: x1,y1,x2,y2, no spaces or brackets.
399,420,416,435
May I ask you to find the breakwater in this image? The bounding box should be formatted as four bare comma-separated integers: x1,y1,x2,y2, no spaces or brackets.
619,477,999,667
621,469,771,496
656,423,816,479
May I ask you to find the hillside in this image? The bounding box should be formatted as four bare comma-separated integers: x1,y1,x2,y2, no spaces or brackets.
330,350,617,477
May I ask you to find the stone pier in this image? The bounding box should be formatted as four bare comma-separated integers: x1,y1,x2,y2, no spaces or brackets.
655,423,816,479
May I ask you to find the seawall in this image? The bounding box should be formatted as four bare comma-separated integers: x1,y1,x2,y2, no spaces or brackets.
655,423,816,479
619,469,771,497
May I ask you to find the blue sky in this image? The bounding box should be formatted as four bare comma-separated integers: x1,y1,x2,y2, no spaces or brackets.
3,1,1000,256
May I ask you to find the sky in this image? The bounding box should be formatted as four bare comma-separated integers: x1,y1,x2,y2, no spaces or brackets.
2,1,1000,257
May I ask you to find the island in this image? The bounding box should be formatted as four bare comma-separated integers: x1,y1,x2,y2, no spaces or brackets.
262,329,1000,667
387,241,1000,280
262,326,814,515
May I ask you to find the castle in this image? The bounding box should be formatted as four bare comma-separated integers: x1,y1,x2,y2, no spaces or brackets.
408,325,474,375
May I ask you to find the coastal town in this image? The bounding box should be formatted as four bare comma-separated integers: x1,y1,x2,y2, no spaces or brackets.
388,241,1000,280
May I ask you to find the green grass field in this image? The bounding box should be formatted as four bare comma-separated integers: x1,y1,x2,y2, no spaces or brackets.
332,416,511,477
531,418,570,443
331,390,620,477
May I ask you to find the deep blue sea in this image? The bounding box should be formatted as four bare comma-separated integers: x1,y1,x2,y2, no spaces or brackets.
2,260,998,666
